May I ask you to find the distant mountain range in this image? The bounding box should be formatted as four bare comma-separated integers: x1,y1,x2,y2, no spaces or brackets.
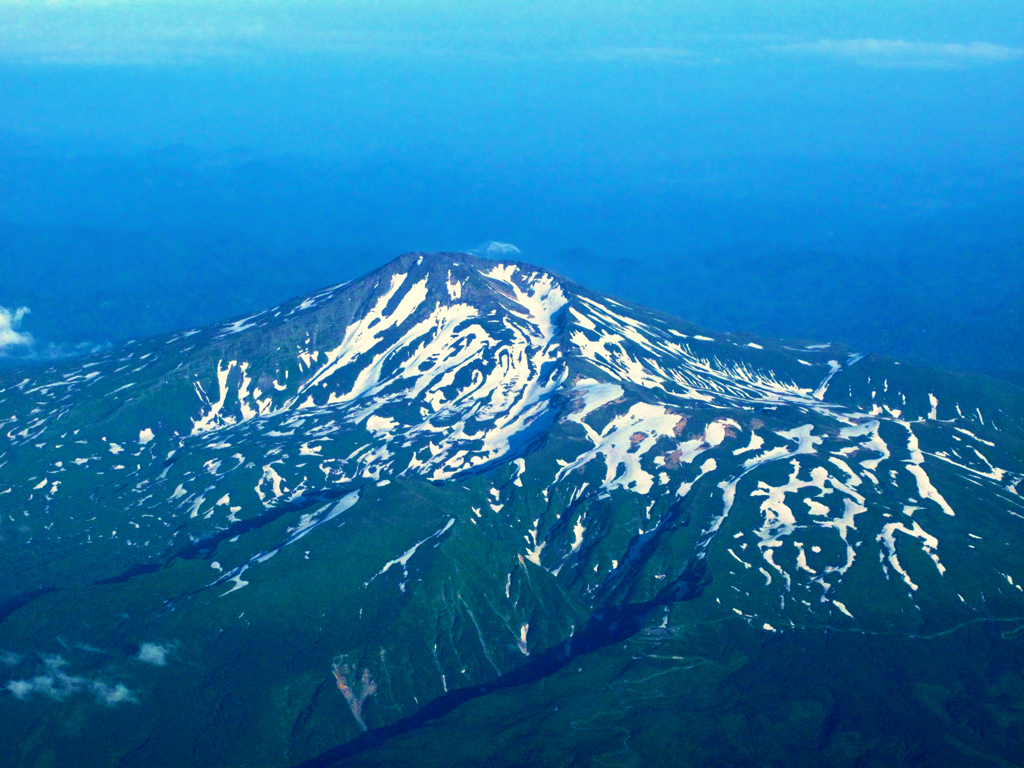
2,253,1023,767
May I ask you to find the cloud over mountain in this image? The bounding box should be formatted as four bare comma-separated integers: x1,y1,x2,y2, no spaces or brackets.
5,656,136,706
0,306,32,355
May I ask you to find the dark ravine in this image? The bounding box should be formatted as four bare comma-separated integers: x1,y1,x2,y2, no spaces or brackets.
295,557,711,767
90,487,362,588
0,587,58,626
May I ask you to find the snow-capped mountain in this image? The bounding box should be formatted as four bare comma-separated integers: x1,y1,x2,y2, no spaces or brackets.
2,252,1023,767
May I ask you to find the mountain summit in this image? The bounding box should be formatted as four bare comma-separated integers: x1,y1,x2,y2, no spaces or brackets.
2,253,1023,767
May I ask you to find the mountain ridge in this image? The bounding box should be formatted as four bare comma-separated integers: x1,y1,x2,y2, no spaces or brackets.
1,251,1023,767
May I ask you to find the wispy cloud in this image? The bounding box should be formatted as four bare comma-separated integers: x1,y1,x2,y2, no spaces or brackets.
0,3,734,66
0,305,109,362
136,642,172,666
768,39,1024,68
5,655,137,706
0,307,32,355
1,3,1020,70
37,341,112,360
485,241,521,256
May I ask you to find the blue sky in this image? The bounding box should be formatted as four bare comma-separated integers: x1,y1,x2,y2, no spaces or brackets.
0,1,1022,373
2,1,1021,160
1,1,1022,66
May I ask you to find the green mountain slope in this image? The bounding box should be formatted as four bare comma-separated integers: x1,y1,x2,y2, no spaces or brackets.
2,253,1023,767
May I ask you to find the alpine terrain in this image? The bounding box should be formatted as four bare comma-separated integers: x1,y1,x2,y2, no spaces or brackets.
2,252,1023,768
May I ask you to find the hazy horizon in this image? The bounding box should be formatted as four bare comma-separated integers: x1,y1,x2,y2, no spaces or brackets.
1,0,1022,377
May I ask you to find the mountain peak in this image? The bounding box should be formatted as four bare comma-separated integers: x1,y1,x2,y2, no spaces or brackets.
2,252,1023,767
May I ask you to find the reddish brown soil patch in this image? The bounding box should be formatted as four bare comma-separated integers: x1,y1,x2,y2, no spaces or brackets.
663,450,682,469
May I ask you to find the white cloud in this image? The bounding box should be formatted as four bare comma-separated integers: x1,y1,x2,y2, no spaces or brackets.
769,39,1024,68
0,306,32,354
485,241,521,256
5,656,82,702
136,642,170,666
4,654,137,706
92,681,137,705
0,306,108,361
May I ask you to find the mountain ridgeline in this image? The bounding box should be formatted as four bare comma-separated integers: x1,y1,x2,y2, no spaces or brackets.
2,253,1023,767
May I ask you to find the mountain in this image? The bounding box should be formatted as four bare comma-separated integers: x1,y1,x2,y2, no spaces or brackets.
2,252,1023,768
